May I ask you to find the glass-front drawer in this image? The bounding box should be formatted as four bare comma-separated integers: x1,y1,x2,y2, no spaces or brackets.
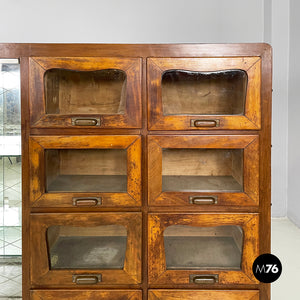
148,213,259,285
31,290,142,300
29,57,141,128
30,213,142,286
29,135,141,207
147,57,261,130
149,290,259,300
148,135,259,207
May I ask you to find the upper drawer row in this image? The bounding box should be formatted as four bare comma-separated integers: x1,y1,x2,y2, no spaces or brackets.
30,57,261,130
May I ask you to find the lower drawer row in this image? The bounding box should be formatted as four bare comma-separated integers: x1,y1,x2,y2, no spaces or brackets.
30,212,259,287
31,289,260,300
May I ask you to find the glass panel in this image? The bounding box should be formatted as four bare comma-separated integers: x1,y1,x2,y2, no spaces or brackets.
164,225,243,270
162,69,247,115
45,149,127,192
162,149,243,192
0,60,22,298
47,225,127,270
45,69,127,115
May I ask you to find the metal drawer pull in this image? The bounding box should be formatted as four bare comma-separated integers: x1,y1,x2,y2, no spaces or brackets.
189,196,217,205
190,274,219,284
72,117,100,126
73,197,102,206
191,119,220,127
72,274,101,285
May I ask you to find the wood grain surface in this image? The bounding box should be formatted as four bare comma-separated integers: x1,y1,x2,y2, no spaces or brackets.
149,289,259,300
29,135,141,207
1,43,272,300
148,213,259,285
30,213,142,286
31,289,142,300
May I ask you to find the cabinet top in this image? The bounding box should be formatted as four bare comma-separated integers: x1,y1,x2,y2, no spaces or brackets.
0,43,271,58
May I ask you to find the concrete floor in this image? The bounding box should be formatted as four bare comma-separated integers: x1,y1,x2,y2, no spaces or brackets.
271,218,300,300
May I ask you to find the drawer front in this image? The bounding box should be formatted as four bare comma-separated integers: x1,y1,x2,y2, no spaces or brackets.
149,290,259,300
29,135,141,208
147,57,261,130
29,57,142,128
31,290,142,300
30,212,142,286
148,135,259,207
148,213,259,285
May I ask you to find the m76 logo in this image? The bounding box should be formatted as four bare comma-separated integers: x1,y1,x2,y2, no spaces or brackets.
252,254,282,283
255,264,279,274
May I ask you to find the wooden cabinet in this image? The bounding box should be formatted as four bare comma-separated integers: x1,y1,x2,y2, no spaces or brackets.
15,43,271,300
148,213,259,285
29,57,142,128
148,290,259,300
148,135,259,207
31,290,142,300
30,213,142,286
29,135,141,208
147,57,261,130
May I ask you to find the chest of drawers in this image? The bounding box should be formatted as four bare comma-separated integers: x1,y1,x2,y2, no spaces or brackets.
0,43,272,300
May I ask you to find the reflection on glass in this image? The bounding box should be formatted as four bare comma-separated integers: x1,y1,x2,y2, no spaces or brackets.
162,69,247,115
0,60,22,254
164,225,243,270
45,149,127,192
45,69,127,115
162,149,243,192
0,60,22,297
47,225,127,269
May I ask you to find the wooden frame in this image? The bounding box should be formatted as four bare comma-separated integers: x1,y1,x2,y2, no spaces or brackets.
148,290,259,300
30,212,142,286
31,290,142,300
29,57,142,128
148,57,261,130
148,213,259,285
0,43,271,300
148,135,259,207
29,135,141,207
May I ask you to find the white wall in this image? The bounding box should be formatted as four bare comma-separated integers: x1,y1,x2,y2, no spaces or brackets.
269,0,290,217
288,0,300,227
0,0,290,218
0,0,264,43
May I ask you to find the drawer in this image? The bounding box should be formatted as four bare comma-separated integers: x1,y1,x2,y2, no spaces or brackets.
29,135,141,208
31,290,142,300
30,212,142,286
148,213,259,285
149,290,259,300
29,57,142,128
148,135,259,207
147,57,261,130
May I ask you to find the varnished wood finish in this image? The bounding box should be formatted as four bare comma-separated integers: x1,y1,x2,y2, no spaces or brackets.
148,213,259,285
148,290,259,300
148,135,259,207
30,213,142,286
29,135,141,207
20,57,31,300
0,43,270,300
148,57,261,130
29,57,142,128
31,290,142,300
258,43,272,300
